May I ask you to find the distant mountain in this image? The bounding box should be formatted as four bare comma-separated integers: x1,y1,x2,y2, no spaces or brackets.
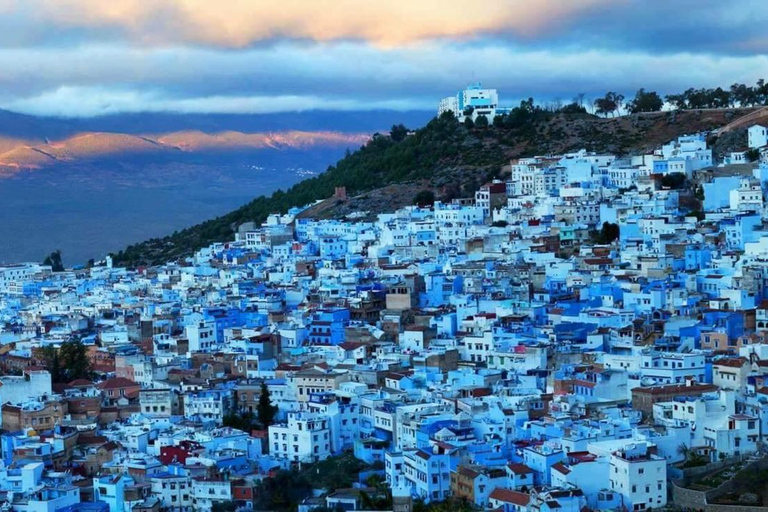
111,107,759,267
0,108,433,175
0,108,434,139
0,130,370,171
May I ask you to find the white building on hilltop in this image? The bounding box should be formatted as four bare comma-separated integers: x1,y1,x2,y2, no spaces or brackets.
438,83,506,122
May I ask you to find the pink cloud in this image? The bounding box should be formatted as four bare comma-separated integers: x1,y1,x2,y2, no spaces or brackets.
22,0,613,47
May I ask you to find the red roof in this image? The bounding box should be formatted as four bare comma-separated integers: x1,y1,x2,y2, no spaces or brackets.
489,488,530,506
552,462,571,475
97,377,139,390
507,463,533,474
714,357,748,368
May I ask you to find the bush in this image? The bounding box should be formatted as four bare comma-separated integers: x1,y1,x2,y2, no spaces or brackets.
661,172,687,189
413,190,436,207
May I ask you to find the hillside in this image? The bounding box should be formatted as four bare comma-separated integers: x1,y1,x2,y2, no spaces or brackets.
111,107,757,267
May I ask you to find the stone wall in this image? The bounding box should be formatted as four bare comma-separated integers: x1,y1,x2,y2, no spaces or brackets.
671,456,768,512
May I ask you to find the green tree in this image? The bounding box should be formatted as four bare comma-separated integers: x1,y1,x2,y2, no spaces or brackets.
463,116,474,129
627,88,664,113
39,340,92,383
223,410,259,432
560,102,587,114
60,340,93,381
389,124,409,142
474,114,489,128
211,501,238,512
746,148,761,162
594,93,618,117
661,172,686,189
599,222,620,243
413,190,436,207
43,250,65,272
254,469,313,510
39,345,63,383
665,93,687,110
257,382,278,428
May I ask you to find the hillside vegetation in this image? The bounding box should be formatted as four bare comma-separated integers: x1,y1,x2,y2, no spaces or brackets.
111,107,756,267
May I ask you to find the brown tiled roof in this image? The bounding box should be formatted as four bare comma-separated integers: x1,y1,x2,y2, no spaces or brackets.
507,463,533,474
551,462,571,475
632,383,717,396
97,377,139,390
714,357,748,368
489,488,530,506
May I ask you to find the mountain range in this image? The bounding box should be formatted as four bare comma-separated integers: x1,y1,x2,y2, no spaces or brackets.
0,109,433,174
0,130,371,172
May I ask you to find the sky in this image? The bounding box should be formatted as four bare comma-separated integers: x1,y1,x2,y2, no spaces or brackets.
1,0,767,117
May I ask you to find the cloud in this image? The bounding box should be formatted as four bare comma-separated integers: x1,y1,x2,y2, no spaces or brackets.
0,1,766,117
1,42,766,117
0,0,620,47
2,85,425,117
2,0,766,55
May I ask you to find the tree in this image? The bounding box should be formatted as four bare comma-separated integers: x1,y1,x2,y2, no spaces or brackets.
665,93,687,110
413,190,436,207
389,124,409,142
661,172,686,189
594,222,620,244
59,340,93,381
39,340,92,383
613,93,625,116
257,382,278,428
746,148,761,162
463,116,474,129
627,88,663,113
211,501,238,512
594,92,623,117
560,102,587,114
39,345,63,383
678,443,707,468
223,410,259,432
474,114,489,128
43,250,65,272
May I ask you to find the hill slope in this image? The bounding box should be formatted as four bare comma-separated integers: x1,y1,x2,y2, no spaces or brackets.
111,107,756,267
